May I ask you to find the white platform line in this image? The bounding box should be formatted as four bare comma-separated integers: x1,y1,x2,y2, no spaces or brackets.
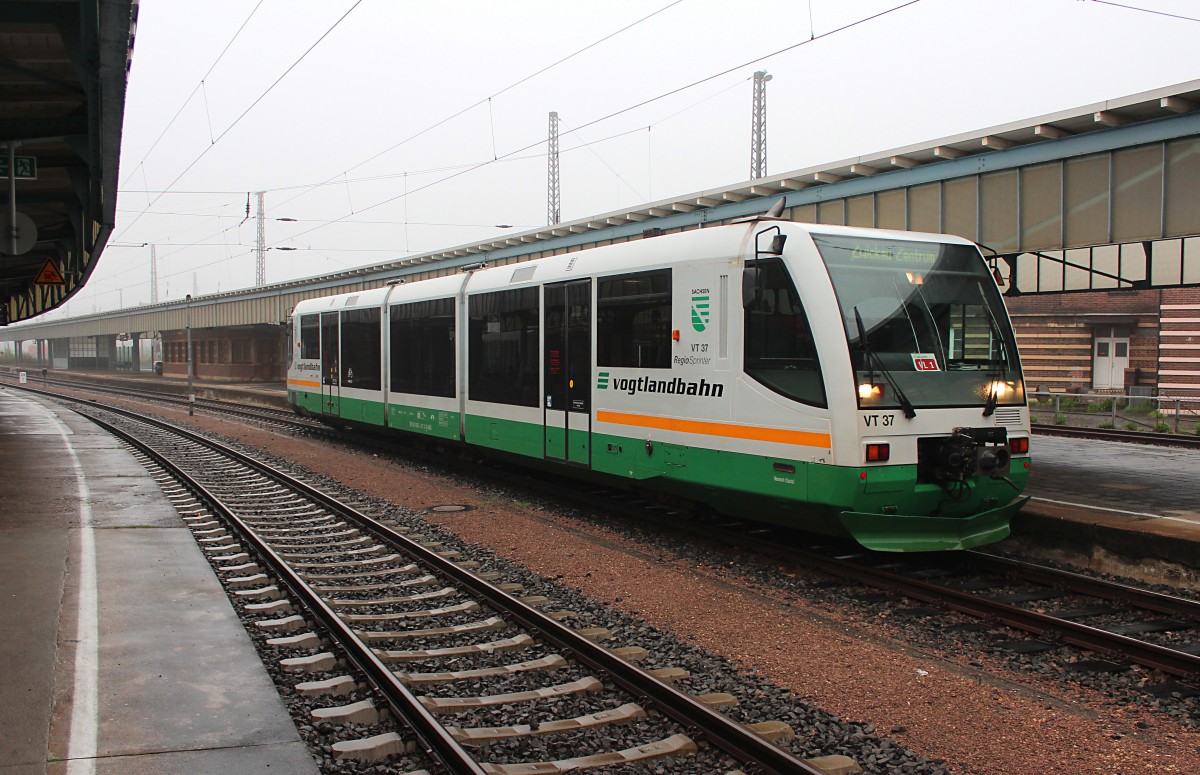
49,408,99,775
1031,496,1197,526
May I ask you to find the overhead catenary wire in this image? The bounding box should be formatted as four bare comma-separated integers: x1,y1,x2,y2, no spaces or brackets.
269,0,926,251
112,0,365,244
118,0,267,190
113,126,653,276
105,0,928,297
1089,0,1200,23
269,0,687,214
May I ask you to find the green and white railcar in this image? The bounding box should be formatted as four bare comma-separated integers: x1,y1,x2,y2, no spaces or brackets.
288,214,1030,552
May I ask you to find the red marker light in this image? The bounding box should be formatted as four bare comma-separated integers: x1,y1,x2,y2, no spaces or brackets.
865,443,890,462
672,329,681,342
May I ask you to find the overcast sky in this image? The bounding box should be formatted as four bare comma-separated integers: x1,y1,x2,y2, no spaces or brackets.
49,0,1200,317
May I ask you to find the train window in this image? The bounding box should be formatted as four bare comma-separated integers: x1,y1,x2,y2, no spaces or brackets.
390,298,456,398
468,287,539,406
597,269,672,369
816,234,1025,409
743,258,827,407
339,308,382,390
300,314,320,359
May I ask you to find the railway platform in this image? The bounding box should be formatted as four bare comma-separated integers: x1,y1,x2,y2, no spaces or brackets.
1014,435,1200,574
0,387,317,774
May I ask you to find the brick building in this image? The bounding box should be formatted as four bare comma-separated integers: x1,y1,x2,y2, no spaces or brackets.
1006,287,1200,401
159,324,285,382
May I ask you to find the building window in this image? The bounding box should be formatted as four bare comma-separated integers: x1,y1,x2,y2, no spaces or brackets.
597,269,671,369
390,298,456,397
468,287,539,406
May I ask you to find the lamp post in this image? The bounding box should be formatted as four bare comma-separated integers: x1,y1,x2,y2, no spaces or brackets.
185,293,194,415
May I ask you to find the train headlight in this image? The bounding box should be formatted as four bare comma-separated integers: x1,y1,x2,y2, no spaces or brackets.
985,380,1014,398
858,383,883,400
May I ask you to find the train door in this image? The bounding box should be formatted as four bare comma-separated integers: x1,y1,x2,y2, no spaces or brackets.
543,280,591,465
320,311,340,416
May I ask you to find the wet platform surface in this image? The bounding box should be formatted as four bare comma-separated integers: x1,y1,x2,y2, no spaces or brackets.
0,387,317,775
1027,436,1200,525
1016,435,1200,569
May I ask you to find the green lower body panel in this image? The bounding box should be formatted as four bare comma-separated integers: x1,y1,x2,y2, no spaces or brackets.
839,496,1029,552
331,394,384,425
289,390,331,416
388,404,460,441
464,414,545,460
285,391,1032,552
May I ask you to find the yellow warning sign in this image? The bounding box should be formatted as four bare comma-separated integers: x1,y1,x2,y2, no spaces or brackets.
34,259,65,285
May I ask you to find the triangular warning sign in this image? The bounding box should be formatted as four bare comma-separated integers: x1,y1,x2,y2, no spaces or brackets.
35,259,65,285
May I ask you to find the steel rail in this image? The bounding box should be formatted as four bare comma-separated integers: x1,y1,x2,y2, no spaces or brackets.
966,551,1200,622
7,376,313,427
77,408,487,775
66,396,823,774
40,374,290,411
1033,423,1200,449
810,552,1200,680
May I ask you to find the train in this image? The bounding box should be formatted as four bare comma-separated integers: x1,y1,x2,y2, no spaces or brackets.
287,207,1030,552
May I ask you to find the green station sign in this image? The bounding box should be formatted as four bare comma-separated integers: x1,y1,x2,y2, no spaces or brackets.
0,156,37,179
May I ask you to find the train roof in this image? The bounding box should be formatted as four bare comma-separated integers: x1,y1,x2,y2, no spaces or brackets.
290,220,981,315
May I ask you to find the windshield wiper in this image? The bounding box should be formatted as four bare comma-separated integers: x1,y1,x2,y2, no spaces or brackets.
854,307,916,419
976,283,1010,418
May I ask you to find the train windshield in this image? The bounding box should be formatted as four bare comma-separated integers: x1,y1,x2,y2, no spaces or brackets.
814,234,1024,411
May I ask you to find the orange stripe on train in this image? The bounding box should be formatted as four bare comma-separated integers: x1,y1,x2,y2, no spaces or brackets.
596,410,830,449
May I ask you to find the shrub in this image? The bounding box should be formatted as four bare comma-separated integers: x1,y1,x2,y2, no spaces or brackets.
1054,414,1068,425
1153,421,1171,433
1098,421,1114,429
1194,423,1200,436
1125,421,1140,432
1030,415,1039,424
1087,399,1113,413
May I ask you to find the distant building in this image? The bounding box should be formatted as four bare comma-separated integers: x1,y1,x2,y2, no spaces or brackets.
1007,287,1200,402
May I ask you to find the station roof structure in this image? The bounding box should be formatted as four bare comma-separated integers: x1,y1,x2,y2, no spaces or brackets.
0,0,137,326
2,77,1199,342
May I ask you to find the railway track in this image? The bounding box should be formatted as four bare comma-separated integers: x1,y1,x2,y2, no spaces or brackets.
562,498,1200,698
57,394,829,775
1032,422,1200,448
817,549,1200,684
11,371,1200,452
13,374,1199,715
0,371,307,428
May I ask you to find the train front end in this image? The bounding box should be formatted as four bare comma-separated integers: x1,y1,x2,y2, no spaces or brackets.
804,228,1031,551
